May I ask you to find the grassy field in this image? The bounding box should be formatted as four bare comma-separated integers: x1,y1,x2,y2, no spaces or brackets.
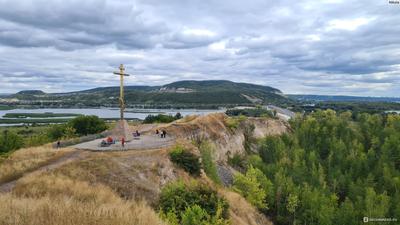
0,125,49,137
0,172,165,225
0,145,71,184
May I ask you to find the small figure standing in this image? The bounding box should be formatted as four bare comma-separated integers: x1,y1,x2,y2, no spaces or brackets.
136,130,140,136
121,137,125,147
161,130,167,138
56,140,61,149
156,129,159,135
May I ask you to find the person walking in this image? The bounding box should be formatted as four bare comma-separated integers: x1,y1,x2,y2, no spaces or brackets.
121,137,125,148
56,140,61,149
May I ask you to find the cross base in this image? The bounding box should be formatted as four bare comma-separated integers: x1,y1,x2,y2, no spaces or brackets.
110,120,134,141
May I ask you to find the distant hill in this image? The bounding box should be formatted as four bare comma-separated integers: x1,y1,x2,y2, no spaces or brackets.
16,90,46,95
162,80,281,93
289,94,400,103
6,80,292,108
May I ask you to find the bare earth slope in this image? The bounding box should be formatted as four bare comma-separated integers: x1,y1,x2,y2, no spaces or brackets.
157,113,289,161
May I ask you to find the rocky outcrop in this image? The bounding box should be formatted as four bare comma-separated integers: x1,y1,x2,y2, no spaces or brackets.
158,113,289,162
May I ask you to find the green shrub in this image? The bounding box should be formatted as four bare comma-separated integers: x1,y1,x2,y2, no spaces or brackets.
159,181,229,225
228,153,247,170
47,124,67,140
199,142,220,184
25,133,51,147
47,124,77,141
181,205,209,225
225,115,246,131
169,145,201,176
0,130,23,154
233,166,273,209
143,113,181,124
68,115,107,136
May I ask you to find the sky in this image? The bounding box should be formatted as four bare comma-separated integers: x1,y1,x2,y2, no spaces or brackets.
0,0,399,96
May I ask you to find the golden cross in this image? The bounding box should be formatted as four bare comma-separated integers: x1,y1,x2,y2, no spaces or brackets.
113,64,130,121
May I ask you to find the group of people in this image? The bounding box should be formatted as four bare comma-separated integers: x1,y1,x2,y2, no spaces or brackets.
155,129,167,138
99,128,168,148
101,136,117,147
101,136,127,147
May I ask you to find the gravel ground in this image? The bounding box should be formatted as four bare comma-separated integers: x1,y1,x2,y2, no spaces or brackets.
73,134,175,151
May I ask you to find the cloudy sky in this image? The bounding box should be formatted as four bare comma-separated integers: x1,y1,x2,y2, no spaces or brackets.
0,0,399,96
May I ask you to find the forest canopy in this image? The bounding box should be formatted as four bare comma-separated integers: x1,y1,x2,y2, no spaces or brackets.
245,110,400,225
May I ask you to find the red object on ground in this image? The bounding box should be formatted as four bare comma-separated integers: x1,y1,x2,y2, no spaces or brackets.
107,136,113,143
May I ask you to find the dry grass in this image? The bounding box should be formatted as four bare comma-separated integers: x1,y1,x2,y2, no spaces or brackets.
175,115,198,123
221,190,273,225
0,145,72,184
0,173,165,225
48,148,183,205
13,173,118,203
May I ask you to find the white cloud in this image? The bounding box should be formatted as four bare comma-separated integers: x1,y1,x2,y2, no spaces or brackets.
182,28,217,37
327,18,373,31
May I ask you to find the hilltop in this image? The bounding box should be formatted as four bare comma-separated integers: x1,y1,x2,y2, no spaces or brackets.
5,80,292,108
0,113,288,225
16,90,46,95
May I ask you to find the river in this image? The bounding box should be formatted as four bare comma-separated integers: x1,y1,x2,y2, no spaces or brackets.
0,107,225,126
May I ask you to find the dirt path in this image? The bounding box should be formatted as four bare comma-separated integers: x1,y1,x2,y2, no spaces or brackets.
0,150,85,193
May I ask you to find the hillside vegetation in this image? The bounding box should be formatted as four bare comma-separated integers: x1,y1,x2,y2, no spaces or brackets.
0,113,284,225
1,110,398,225
4,80,292,108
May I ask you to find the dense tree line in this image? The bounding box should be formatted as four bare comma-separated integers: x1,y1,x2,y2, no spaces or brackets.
143,113,182,124
235,110,399,225
297,101,400,115
226,107,274,118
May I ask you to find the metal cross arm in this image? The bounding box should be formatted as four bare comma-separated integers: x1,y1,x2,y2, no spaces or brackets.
113,72,130,76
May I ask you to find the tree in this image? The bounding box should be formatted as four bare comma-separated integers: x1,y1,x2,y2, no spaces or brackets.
335,198,358,225
175,112,183,120
364,187,390,219
299,185,337,225
68,115,107,136
233,166,272,209
287,193,299,225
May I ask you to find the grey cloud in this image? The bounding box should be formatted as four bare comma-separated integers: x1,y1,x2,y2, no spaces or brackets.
0,0,399,96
